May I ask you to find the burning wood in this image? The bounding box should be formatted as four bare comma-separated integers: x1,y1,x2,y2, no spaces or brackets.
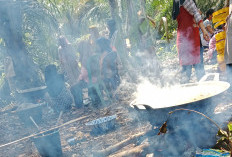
158,121,167,135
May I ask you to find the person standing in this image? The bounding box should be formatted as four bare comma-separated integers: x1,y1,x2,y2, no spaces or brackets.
70,40,93,108
224,0,232,87
58,36,80,87
96,37,120,93
172,0,210,83
200,9,215,50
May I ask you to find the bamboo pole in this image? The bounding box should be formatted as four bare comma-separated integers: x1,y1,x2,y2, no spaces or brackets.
0,115,87,148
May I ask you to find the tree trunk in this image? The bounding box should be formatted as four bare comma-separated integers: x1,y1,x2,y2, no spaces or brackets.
0,1,42,90
109,0,119,20
108,0,138,82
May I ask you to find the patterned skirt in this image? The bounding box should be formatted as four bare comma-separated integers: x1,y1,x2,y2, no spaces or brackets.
50,87,73,113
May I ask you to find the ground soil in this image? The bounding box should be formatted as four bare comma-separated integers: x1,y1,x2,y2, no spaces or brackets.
0,54,232,157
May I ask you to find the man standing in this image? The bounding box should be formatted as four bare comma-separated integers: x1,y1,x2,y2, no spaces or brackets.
224,0,232,86
172,0,210,83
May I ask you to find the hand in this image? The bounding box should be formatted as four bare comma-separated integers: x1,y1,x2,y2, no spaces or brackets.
203,30,210,41
199,21,210,41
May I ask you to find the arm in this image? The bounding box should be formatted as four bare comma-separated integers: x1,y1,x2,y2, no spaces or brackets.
182,0,210,41
204,20,214,34
182,0,202,24
206,25,214,35
199,22,210,41
207,36,216,59
225,0,230,7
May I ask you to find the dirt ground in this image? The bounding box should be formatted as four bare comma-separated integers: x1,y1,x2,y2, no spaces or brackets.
0,90,152,157
0,54,232,157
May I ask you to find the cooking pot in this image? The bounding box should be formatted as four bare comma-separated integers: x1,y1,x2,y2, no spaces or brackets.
17,86,47,103
130,73,230,126
15,103,44,126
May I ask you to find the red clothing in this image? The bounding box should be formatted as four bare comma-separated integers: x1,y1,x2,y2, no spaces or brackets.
177,7,201,65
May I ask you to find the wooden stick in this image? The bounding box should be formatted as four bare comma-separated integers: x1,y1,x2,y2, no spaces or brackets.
146,15,156,27
94,132,146,157
29,116,40,131
109,142,149,157
56,111,63,126
0,115,87,148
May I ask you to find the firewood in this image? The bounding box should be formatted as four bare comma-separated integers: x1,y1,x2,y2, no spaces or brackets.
109,142,150,157
94,132,146,157
0,115,87,148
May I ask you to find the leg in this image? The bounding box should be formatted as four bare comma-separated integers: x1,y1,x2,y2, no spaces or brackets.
226,64,232,88
180,65,192,84
70,80,87,108
194,63,205,81
88,86,101,106
200,45,204,64
194,45,206,81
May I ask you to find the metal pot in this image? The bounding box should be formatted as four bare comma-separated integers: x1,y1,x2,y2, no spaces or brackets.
130,73,230,126
85,115,117,135
15,103,44,127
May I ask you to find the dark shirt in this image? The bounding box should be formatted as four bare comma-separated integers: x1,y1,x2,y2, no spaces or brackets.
102,52,118,79
45,73,66,98
101,51,120,90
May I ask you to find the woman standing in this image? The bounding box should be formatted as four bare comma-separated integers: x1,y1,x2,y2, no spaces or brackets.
96,37,120,92
58,36,80,87
172,0,210,83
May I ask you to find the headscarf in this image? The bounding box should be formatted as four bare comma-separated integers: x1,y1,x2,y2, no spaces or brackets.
172,0,196,20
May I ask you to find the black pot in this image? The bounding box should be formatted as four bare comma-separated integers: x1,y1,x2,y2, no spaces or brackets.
130,75,230,150
16,103,43,127
33,129,62,157
138,99,212,127
17,86,46,103
131,76,230,127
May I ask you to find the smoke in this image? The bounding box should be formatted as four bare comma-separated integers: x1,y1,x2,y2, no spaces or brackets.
1,1,232,157
127,42,231,155
129,79,231,156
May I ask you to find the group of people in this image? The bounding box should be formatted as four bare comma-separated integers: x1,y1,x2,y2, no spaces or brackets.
45,0,232,113
172,0,230,83
45,20,120,113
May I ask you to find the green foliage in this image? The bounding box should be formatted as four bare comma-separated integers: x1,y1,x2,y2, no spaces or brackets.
145,0,226,40
156,41,177,62
145,0,177,39
0,0,226,75
197,0,226,14
13,0,111,70
216,122,232,153
21,0,59,70
23,0,111,69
